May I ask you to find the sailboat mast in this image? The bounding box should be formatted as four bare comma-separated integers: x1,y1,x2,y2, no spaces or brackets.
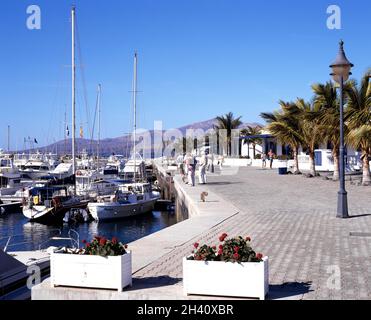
64,108,67,155
133,53,138,182
7,125,10,152
97,84,101,168
71,6,76,192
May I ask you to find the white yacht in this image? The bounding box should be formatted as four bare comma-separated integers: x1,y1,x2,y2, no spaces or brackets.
87,53,160,221
88,183,160,221
49,162,73,180
20,159,52,180
0,156,23,196
122,154,146,181
75,168,120,198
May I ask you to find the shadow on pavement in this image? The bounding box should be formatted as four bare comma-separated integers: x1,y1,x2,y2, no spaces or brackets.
131,276,181,290
268,282,313,300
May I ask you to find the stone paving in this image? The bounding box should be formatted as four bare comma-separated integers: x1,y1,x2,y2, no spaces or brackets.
134,166,371,300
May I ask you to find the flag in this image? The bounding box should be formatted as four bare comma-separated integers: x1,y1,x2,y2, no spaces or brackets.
34,138,38,144
66,125,70,137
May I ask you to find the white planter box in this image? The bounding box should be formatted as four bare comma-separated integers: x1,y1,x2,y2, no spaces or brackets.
183,256,269,300
50,251,132,291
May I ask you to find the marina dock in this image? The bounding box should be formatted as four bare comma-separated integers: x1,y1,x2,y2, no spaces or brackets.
32,164,371,300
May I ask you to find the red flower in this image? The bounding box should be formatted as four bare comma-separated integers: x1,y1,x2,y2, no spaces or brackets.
82,239,87,244
245,236,251,242
218,249,223,255
219,244,223,250
86,243,90,248
111,237,118,244
99,238,107,246
256,253,263,260
219,233,228,242
233,246,239,252
233,253,240,260
193,242,199,249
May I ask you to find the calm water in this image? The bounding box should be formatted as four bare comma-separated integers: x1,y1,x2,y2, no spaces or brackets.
0,210,180,251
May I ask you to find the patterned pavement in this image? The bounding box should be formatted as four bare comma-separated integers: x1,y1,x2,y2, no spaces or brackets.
134,166,371,300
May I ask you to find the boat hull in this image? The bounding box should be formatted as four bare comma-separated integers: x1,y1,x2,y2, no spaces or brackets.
23,201,89,224
88,199,157,221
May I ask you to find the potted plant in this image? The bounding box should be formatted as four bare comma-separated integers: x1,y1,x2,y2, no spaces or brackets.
183,233,269,300
50,236,132,292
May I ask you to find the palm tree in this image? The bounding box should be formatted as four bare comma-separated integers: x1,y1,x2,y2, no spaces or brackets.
214,112,242,156
240,125,263,159
345,70,371,185
295,98,323,176
312,81,346,181
260,101,303,174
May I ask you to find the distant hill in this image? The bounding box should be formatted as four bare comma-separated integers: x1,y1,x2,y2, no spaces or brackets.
18,118,262,156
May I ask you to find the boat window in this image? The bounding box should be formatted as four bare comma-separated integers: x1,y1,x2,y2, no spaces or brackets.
0,160,9,167
52,189,67,197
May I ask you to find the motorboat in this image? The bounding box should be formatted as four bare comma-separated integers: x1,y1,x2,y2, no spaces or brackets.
75,168,120,198
22,186,89,224
87,182,160,221
20,159,53,180
49,162,73,180
0,157,23,196
122,154,146,181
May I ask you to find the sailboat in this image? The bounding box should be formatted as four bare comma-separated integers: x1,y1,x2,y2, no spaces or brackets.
23,6,90,223
87,53,160,221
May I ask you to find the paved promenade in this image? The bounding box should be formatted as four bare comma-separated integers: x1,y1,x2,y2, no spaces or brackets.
134,166,371,300
33,165,371,300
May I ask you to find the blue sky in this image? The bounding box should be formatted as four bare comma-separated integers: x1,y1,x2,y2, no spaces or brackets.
0,0,370,149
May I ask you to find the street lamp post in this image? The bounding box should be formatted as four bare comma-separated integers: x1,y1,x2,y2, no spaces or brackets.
329,40,354,219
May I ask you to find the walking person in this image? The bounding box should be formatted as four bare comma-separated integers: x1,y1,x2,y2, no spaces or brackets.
198,151,208,184
261,153,267,168
177,153,185,180
268,149,275,169
186,153,196,186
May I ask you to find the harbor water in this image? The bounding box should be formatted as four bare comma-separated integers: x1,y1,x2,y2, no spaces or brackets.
0,209,180,251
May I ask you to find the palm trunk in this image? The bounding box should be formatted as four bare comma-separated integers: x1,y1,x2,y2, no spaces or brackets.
293,148,300,174
253,144,256,159
309,150,316,176
362,152,371,186
228,136,231,156
332,149,339,181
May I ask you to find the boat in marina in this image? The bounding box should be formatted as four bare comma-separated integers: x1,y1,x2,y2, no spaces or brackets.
88,182,160,221
20,158,54,180
122,154,146,181
0,156,23,196
22,186,89,224
87,53,161,221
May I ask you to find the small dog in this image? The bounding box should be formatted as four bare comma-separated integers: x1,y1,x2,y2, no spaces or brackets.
200,191,208,202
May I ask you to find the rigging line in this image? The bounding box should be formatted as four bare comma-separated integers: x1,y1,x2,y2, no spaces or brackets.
90,86,100,156
46,65,64,148
75,14,92,141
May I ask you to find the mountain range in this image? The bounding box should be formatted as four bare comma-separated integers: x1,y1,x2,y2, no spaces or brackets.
20,118,262,156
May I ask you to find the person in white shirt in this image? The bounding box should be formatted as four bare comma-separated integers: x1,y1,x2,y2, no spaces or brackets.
198,151,208,184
